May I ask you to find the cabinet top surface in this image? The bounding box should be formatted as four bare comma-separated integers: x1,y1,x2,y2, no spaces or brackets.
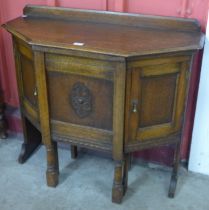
3,5,204,57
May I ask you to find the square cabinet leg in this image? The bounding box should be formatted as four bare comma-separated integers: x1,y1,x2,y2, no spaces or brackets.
46,142,59,187
129,153,133,170
112,161,124,204
168,142,181,198
71,145,78,159
18,116,42,163
123,154,130,195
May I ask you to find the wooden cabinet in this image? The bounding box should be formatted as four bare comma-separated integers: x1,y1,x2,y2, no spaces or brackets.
125,56,190,151
3,5,204,203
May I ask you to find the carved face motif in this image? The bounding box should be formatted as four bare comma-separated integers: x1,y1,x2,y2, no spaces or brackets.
70,82,92,118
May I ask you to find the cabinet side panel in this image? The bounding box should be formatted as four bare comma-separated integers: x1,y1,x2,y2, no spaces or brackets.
13,37,39,126
20,55,37,107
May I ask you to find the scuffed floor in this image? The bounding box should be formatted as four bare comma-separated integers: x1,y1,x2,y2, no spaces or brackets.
0,135,209,210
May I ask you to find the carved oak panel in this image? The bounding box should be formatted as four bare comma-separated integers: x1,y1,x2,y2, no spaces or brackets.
47,72,113,131
70,82,92,118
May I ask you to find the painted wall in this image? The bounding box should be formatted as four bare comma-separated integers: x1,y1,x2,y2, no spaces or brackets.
0,0,208,165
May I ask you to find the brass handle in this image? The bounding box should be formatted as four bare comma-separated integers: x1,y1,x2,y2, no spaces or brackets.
132,101,138,113
33,87,38,96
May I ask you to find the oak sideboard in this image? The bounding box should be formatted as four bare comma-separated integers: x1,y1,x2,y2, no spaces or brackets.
3,5,204,203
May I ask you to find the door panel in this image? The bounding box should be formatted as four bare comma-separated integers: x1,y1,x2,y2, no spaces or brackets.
20,55,37,107
47,72,113,131
140,73,177,128
127,56,190,143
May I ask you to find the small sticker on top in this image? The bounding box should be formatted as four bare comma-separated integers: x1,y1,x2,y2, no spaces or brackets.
73,42,85,46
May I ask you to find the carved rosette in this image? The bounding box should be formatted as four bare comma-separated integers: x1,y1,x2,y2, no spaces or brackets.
70,82,92,118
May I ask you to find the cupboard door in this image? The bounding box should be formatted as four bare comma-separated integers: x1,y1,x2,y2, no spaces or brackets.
14,38,39,124
127,57,190,144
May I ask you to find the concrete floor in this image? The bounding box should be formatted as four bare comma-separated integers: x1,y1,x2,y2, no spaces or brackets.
1,135,209,210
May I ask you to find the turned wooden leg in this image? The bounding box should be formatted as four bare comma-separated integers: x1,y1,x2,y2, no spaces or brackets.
0,93,7,139
123,154,130,195
168,142,181,198
18,116,42,163
46,141,59,187
112,160,124,204
71,145,78,159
